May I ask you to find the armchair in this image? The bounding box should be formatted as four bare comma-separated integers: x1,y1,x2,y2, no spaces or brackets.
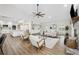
29,35,45,51
21,30,29,40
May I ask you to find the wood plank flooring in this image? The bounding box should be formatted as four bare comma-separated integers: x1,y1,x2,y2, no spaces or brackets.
1,34,65,55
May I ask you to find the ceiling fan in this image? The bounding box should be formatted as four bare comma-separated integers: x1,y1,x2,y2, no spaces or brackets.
32,4,45,18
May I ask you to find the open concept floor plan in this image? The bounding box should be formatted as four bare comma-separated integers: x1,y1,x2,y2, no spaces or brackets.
0,4,79,55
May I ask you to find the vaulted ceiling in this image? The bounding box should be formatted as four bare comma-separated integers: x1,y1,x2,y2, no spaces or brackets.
0,4,73,24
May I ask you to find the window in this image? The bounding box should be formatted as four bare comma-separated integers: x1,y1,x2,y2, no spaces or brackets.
12,25,16,30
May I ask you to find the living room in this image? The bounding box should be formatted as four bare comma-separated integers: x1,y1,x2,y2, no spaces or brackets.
0,4,79,55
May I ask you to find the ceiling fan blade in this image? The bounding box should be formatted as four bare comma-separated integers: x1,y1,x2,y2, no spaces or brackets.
40,14,45,15
32,4,45,18
39,14,44,17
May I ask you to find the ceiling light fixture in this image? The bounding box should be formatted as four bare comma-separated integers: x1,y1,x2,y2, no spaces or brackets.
32,4,45,18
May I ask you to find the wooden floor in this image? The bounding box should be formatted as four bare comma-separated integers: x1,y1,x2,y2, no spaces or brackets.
1,34,65,55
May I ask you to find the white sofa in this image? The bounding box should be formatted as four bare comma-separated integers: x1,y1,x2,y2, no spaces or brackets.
10,30,29,37
44,30,58,37
45,37,59,49
10,30,23,37
29,35,44,48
